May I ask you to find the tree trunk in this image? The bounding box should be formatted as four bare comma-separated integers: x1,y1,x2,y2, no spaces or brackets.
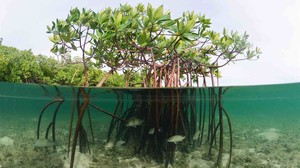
96,69,114,87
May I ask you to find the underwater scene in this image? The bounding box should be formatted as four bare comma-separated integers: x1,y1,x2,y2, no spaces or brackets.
0,82,299,168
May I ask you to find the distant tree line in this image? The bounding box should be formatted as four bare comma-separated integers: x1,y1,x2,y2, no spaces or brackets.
0,44,141,86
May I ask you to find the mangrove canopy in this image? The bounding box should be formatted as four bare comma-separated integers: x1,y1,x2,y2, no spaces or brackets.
47,3,260,87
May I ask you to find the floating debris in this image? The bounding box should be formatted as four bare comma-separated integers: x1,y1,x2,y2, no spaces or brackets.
167,135,185,144
148,128,155,135
34,138,56,148
126,118,143,127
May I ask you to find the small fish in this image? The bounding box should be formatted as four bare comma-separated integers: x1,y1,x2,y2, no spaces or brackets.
167,135,185,144
126,118,143,127
115,140,125,148
148,128,155,135
104,141,114,150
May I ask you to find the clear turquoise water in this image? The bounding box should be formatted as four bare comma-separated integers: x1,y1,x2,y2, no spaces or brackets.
224,83,300,130
0,82,299,167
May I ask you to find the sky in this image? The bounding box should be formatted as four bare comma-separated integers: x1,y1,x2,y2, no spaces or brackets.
0,0,299,86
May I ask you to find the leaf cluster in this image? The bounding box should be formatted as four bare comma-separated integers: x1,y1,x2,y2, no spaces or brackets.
48,4,261,87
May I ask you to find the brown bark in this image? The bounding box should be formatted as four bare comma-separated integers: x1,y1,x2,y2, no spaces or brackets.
125,69,133,87
96,69,114,87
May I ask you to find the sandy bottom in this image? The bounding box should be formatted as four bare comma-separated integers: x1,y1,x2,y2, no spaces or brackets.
0,115,300,168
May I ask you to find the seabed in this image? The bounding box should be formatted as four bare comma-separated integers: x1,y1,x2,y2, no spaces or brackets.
0,82,300,168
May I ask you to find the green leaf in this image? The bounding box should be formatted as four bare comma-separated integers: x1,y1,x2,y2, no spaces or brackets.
70,30,76,38
89,33,98,40
213,33,220,41
48,35,61,43
84,50,91,56
115,12,123,27
204,18,211,25
162,20,176,28
153,5,163,20
119,20,132,31
103,32,114,40
136,3,145,12
147,4,153,22
215,69,222,78
50,46,58,53
59,46,66,54
183,32,199,40
46,25,51,32
137,31,148,46
225,38,233,47
223,28,228,36
70,8,80,16
96,30,103,38
61,34,70,42
51,21,56,30
71,43,77,50
182,20,195,33
137,33,145,45
157,14,170,23
142,17,150,28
